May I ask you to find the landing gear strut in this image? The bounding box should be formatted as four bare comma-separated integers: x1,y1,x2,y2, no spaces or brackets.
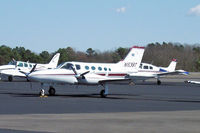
100,84,109,98
48,86,56,96
8,76,13,82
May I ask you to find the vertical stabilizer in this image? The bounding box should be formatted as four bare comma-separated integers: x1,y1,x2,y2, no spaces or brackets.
48,53,60,68
117,46,145,72
166,58,177,72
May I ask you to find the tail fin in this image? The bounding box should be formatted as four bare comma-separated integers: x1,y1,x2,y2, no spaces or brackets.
48,53,60,68
117,46,145,72
166,58,177,72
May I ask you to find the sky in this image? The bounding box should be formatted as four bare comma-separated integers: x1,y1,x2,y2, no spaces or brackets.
0,0,200,53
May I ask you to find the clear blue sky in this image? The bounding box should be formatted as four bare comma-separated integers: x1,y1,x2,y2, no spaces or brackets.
0,0,200,53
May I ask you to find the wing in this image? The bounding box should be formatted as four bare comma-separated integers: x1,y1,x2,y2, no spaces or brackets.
156,70,189,76
99,78,131,84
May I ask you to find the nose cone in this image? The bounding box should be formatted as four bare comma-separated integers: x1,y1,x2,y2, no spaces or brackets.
27,69,78,84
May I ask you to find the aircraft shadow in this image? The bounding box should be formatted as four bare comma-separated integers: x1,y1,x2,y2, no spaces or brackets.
1,92,200,103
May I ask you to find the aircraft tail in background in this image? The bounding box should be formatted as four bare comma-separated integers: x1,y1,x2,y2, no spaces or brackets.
117,46,145,72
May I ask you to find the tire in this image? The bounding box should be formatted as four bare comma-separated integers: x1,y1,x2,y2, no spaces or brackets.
8,76,13,82
100,90,107,98
157,80,161,85
48,87,56,96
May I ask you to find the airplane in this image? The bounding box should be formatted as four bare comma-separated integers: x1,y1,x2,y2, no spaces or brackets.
20,46,145,98
185,80,200,85
0,53,60,81
129,59,189,85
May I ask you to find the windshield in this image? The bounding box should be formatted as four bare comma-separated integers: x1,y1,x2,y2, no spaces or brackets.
61,63,74,70
57,62,66,69
8,61,17,65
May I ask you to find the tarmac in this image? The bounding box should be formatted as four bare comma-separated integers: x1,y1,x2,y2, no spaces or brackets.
0,75,200,132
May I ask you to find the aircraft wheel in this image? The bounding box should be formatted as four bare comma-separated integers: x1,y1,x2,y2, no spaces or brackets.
8,76,13,82
157,80,161,85
100,90,107,98
40,89,45,96
49,87,56,96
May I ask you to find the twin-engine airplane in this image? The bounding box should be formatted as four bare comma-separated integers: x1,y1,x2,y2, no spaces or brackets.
22,46,145,98
0,53,60,81
131,59,189,85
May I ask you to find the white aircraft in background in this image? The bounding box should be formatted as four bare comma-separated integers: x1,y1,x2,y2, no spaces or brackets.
185,80,200,85
21,46,145,98
129,59,189,85
0,53,60,81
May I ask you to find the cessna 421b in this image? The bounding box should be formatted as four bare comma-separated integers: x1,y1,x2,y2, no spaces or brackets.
131,59,189,85
22,46,145,98
0,53,60,81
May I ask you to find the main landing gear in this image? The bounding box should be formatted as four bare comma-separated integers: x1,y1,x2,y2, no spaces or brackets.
100,84,109,98
48,86,56,96
8,76,13,82
39,83,56,96
157,80,161,85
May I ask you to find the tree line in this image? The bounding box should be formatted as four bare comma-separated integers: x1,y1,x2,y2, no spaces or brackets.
0,42,200,72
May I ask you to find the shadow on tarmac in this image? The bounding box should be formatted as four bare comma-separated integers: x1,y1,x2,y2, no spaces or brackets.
1,91,200,103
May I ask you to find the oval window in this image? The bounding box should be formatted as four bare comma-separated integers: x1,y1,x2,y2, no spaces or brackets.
85,66,89,70
91,66,96,70
98,67,102,71
104,67,107,71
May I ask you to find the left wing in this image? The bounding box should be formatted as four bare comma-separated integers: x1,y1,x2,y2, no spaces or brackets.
156,70,189,76
99,78,131,84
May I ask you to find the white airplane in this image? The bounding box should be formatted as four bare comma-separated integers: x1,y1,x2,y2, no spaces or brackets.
0,53,60,81
185,80,200,85
22,46,145,98
129,59,189,85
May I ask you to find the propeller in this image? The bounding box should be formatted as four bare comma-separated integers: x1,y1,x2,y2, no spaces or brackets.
19,64,37,79
70,66,89,79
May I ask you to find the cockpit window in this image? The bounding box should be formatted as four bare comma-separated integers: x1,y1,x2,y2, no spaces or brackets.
143,65,148,69
75,64,81,70
17,62,23,67
150,66,153,70
61,63,74,69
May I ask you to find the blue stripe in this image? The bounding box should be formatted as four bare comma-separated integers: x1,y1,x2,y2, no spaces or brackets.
159,68,167,72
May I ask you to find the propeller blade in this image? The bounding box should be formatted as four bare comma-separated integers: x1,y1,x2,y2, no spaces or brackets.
70,66,78,75
80,71,90,77
30,64,37,73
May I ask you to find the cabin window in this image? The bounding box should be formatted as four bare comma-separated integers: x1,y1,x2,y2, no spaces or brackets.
29,64,32,68
104,67,107,71
75,64,81,70
91,66,96,70
109,68,111,71
143,65,148,69
17,62,23,67
150,66,153,70
61,63,73,69
98,67,102,71
24,63,28,67
85,66,89,70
